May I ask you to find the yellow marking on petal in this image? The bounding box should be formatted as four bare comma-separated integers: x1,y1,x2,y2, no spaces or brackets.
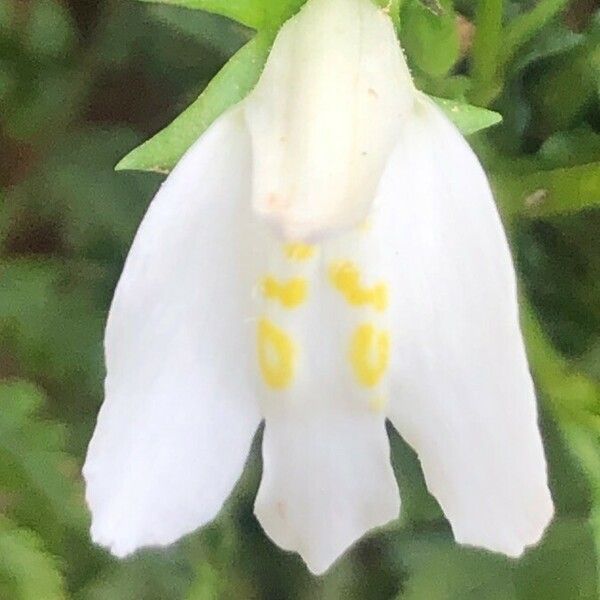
329,261,388,311
350,324,390,387
369,395,388,413
262,276,308,309
258,319,296,389
284,243,316,261
359,218,373,232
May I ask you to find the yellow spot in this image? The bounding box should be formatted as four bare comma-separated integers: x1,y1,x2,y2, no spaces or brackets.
258,319,296,389
369,395,388,413
284,243,316,261
329,261,388,311
359,218,373,232
262,276,308,308
350,324,390,387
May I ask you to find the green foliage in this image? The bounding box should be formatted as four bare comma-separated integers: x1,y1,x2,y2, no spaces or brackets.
25,0,76,59
136,0,271,29
500,0,571,66
0,0,599,597
116,32,274,173
0,381,81,537
391,518,599,600
118,0,503,172
138,0,307,29
469,0,503,104
495,162,600,218
0,517,67,600
432,96,503,135
0,382,77,599
401,0,460,77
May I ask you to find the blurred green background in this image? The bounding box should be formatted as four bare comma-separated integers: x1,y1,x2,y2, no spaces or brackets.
0,0,599,597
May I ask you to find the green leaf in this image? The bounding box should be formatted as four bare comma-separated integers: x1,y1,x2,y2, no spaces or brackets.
539,129,600,169
494,162,600,218
528,39,600,134
432,96,503,135
499,0,570,68
397,536,515,599
147,5,251,56
469,0,503,105
116,32,273,173
118,1,499,173
401,0,459,77
514,518,599,600
389,425,442,527
0,518,66,600
136,0,268,29
389,519,598,600
251,0,307,29
136,0,306,30
511,24,583,72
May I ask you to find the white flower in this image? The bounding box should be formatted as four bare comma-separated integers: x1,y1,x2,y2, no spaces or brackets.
83,0,554,575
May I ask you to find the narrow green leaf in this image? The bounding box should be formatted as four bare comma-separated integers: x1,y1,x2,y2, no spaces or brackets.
512,24,583,73
261,0,306,29
499,0,570,68
431,96,503,135
495,162,600,218
136,0,268,29
469,0,503,106
116,32,273,173
136,0,307,29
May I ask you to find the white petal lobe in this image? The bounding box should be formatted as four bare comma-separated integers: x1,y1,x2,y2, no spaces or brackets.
377,97,553,556
243,0,416,239
253,225,399,575
256,411,399,575
83,110,262,557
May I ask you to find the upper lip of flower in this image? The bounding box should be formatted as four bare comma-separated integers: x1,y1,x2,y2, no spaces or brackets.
243,0,417,240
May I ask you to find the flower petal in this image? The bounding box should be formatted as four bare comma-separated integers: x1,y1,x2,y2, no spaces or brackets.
83,109,262,557
255,410,399,575
376,97,553,556
243,0,416,238
252,221,399,574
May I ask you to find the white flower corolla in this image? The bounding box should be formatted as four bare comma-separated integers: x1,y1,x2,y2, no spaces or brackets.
83,0,554,576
